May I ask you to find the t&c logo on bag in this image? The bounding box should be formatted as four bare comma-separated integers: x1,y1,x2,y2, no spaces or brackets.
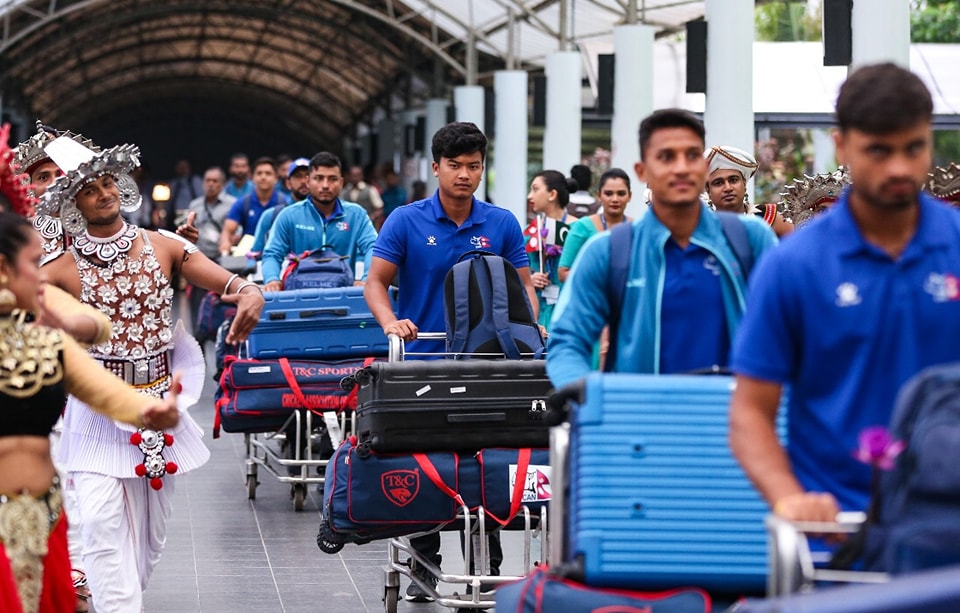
381,469,420,507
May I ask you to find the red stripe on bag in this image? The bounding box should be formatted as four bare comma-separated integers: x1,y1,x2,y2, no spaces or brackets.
485,448,531,526
413,453,464,508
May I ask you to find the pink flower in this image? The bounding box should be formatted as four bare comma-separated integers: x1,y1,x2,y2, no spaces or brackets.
853,426,905,471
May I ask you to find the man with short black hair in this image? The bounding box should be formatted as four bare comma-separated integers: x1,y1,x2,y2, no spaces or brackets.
548,109,777,389
730,63,960,523
261,152,376,292
218,156,286,254
224,152,253,200
365,122,537,602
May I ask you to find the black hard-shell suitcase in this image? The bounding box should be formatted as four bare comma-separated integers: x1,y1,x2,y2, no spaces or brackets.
352,359,553,453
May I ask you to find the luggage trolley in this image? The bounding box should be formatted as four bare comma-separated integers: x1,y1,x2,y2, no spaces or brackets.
217,340,353,512
244,408,348,511
229,286,392,511
378,332,550,612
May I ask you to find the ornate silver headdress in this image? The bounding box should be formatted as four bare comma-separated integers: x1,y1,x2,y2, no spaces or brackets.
926,162,960,206
777,167,851,228
14,121,102,197
37,140,142,236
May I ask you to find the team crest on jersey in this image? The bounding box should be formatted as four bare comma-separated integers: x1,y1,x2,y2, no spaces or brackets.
924,273,960,303
835,282,862,307
337,221,349,232
426,235,437,246
470,236,491,249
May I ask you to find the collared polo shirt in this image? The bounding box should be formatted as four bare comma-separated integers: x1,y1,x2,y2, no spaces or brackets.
373,190,529,356
226,191,286,236
660,239,728,373
732,191,960,513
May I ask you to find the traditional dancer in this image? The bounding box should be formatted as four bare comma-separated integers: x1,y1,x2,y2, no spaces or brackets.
0,128,181,613
39,136,264,612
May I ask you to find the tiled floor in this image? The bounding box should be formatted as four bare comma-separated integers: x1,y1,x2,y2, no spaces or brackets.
125,335,537,612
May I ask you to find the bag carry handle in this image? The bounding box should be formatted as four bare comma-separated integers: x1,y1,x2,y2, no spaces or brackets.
484,448,532,527
413,453,465,508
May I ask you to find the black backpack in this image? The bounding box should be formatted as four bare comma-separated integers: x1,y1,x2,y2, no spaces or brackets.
443,251,545,359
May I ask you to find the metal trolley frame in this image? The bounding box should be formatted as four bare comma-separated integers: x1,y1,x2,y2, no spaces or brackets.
244,407,349,511
378,332,550,611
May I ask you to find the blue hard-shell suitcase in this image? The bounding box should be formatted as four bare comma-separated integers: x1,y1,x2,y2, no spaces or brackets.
552,373,787,594
246,287,397,360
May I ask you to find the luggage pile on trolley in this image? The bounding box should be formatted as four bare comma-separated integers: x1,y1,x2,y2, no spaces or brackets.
213,286,396,510
316,332,553,611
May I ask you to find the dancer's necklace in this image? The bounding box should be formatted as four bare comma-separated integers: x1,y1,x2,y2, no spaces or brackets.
73,222,138,263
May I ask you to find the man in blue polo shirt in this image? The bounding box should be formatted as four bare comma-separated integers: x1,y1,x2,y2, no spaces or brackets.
729,63,960,523
249,156,312,256
261,153,376,290
546,109,777,389
364,122,536,602
217,156,287,255
365,121,535,355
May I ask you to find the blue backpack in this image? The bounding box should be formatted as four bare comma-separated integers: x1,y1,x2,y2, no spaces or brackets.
855,362,960,573
443,252,545,359
282,246,354,290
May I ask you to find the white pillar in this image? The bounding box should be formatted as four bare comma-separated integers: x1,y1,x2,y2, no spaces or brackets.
494,70,529,224
811,128,836,174
611,24,655,218
542,51,582,174
425,98,449,195
852,0,910,69
704,0,755,201
455,85,487,200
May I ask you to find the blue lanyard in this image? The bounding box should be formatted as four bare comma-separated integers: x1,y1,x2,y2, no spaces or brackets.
600,214,607,231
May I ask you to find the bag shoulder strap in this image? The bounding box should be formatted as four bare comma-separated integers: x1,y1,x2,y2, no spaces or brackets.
717,212,754,281
604,222,634,372
483,256,522,359
449,260,474,354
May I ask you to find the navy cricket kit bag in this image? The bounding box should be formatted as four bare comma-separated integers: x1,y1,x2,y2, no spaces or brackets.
214,356,374,437
495,567,711,613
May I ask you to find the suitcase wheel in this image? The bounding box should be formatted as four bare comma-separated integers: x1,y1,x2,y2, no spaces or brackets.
316,520,345,554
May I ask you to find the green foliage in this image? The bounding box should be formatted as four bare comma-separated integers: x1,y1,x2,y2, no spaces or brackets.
756,2,822,42
911,0,960,42
933,130,960,168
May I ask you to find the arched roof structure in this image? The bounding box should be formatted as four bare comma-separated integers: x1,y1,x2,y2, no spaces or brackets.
0,0,705,172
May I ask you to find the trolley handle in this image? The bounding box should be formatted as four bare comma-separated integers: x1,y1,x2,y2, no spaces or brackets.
545,379,585,425
387,332,446,362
